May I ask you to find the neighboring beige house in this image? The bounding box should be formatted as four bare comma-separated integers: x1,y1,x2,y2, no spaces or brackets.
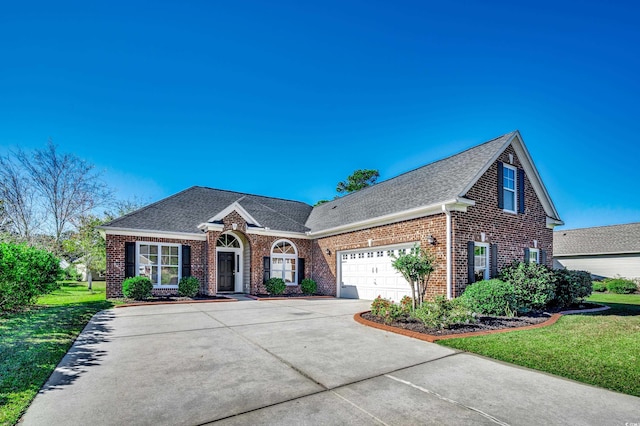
554,223,640,279
101,130,563,300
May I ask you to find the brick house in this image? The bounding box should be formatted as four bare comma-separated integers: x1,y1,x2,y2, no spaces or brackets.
101,131,563,299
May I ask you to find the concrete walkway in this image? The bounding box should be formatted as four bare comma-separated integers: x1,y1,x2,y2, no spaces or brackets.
21,298,639,425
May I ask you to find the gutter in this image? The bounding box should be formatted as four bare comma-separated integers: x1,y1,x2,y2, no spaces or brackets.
442,204,452,299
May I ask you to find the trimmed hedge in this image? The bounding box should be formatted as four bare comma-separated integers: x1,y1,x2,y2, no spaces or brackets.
500,261,556,312
460,279,517,316
0,243,61,312
122,276,153,300
300,278,317,295
265,277,286,295
178,276,200,297
552,269,592,307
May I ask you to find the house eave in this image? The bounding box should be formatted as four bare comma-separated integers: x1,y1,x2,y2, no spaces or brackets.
546,217,565,229
197,222,311,239
99,226,207,241
555,251,640,257
307,198,475,238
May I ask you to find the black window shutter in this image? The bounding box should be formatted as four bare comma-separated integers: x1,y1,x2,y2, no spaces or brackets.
125,242,135,278
540,250,547,266
298,258,305,284
497,161,504,209
182,245,191,278
490,243,498,278
467,241,475,284
524,247,530,263
263,257,270,283
518,169,525,213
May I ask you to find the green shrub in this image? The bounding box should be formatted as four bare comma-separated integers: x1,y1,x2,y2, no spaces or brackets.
370,296,403,324
122,276,153,300
552,270,593,307
300,278,317,295
411,296,476,329
265,277,286,295
63,264,80,281
592,281,606,292
605,278,637,294
500,261,556,312
460,279,517,316
178,276,200,297
0,243,62,312
399,295,413,314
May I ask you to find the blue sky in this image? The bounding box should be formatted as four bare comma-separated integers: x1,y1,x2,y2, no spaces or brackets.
1,0,638,230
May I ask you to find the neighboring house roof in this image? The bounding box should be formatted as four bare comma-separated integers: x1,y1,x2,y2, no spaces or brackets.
102,130,562,237
554,223,640,256
103,187,313,235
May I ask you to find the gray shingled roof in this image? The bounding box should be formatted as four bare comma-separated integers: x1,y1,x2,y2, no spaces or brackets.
104,132,523,235
104,186,313,234
554,223,640,255
304,132,514,233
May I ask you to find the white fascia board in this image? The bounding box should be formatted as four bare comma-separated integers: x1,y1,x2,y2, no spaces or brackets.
100,226,207,241
546,217,565,229
207,202,261,227
246,227,312,240
197,222,224,232
307,199,474,238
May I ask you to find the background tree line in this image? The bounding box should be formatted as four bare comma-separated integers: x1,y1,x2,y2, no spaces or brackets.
0,140,144,289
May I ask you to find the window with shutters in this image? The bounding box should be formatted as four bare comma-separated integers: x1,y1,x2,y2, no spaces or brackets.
529,248,540,264
474,243,490,282
270,240,297,285
503,164,517,213
137,242,181,287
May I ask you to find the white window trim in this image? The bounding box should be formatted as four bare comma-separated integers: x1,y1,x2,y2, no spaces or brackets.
135,241,182,288
529,248,540,264
474,242,490,281
270,239,298,286
503,163,517,214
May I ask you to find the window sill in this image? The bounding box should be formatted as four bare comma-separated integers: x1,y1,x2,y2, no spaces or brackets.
285,283,298,287
502,209,517,215
153,285,178,289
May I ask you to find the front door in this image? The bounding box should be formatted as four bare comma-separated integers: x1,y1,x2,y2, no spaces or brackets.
217,252,235,292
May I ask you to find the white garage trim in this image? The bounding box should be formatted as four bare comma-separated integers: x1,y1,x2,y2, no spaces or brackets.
336,242,419,300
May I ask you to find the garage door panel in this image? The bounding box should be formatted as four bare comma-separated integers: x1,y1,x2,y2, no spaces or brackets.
339,244,415,301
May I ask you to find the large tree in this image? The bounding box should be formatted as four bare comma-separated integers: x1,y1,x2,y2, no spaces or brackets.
0,155,40,242
336,169,379,194
15,140,112,245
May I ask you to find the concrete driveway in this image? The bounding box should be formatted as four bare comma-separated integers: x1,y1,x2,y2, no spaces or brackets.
21,298,639,425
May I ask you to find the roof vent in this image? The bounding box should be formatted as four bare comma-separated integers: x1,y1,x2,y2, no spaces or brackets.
331,205,337,209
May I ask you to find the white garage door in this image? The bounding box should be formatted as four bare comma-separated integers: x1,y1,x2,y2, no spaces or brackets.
338,244,415,301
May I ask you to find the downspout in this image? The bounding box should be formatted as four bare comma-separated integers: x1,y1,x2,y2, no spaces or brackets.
442,204,452,299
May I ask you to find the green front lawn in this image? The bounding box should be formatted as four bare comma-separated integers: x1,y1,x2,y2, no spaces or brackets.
0,281,114,426
439,293,640,397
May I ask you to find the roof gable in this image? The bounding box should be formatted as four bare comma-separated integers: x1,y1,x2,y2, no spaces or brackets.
305,131,562,234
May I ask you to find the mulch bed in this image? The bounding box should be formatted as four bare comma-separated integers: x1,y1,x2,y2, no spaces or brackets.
361,311,551,336
358,302,605,340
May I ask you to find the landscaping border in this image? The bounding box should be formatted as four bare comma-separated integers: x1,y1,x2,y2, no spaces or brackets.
115,297,237,308
354,303,610,342
246,295,336,301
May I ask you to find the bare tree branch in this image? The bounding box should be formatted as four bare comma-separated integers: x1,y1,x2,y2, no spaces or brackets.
0,155,40,242
15,140,113,244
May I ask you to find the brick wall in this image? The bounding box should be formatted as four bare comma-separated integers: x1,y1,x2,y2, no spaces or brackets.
313,215,448,299
105,234,206,298
452,144,553,296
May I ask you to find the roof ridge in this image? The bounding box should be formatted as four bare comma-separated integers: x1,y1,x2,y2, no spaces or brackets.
555,221,640,232
104,186,199,226
314,131,516,208
240,196,310,230
195,185,311,207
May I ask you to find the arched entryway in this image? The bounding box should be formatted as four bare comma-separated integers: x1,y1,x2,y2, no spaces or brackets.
215,232,249,293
